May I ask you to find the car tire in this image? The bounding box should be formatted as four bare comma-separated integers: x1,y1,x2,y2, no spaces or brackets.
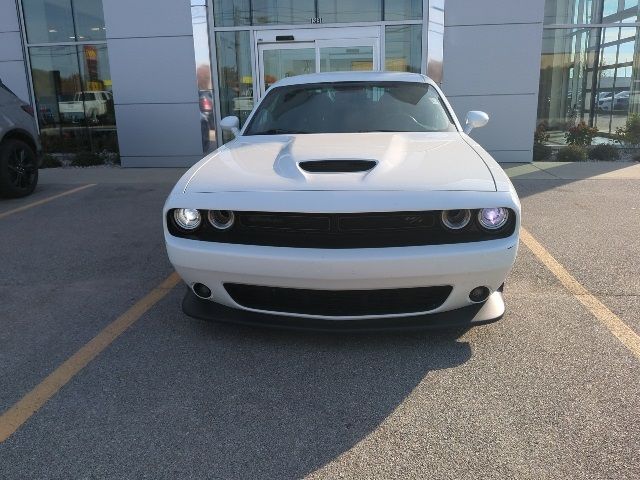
0,138,39,198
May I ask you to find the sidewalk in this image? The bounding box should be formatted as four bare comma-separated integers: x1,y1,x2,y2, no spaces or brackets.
37,161,640,185
501,161,640,180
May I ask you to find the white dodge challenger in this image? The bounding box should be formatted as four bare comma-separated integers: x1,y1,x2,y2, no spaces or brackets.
164,72,520,330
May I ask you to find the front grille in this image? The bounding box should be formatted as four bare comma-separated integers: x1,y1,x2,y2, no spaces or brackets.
167,209,516,248
224,284,453,316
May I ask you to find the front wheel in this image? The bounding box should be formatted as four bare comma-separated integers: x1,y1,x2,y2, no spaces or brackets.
0,139,39,198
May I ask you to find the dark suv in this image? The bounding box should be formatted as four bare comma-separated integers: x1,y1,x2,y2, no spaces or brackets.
0,79,42,198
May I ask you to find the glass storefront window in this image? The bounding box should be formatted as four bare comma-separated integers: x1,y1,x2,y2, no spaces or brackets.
72,0,107,41
537,23,640,146
263,47,315,89
192,4,217,153
319,46,374,72
537,28,598,143
29,44,117,153
22,0,76,43
384,0,422,21
318,0,381,23
216,31,253,142
212,0,250,27
251,0,315,25
213,0,423,26
543,0,638,25
385,25,422,73
22,0,106,43
22,0,117,157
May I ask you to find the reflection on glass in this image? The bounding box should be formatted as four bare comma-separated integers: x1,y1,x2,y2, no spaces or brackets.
319,46,374,72
212,0,250,27
251,0,314,25
602,0,639,22
216,31,253,142
263,48,315,90
72,0,106,41
384,0,422,20
544,0,639,25
29,44,117,154
22,0,106,43
385,25,422,73
22,0,75,43
537,26,640,144
537,28,596,143
192,5,216,153
317,0,380,23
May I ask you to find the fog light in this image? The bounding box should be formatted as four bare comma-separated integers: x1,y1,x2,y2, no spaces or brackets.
173,208,201,230
441,209,471,230
478,207,509,230
193,283,211,299
208,210,235,230
469,286,490,303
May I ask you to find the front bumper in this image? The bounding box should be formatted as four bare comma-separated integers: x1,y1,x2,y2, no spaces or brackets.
166,234,518,322
182,287,505,331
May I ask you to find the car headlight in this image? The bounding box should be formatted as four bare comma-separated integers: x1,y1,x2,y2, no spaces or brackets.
478,207,509,230
441,209,471,230
173,208,201,230
208,210,235,230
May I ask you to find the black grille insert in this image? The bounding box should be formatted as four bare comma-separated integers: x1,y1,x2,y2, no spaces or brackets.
224,284,453,316
299,159,376,173
167,209,517,248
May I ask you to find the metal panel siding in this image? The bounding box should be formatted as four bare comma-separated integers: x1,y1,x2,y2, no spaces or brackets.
447,94,537,162
102,0,193,38
108,36,198,105
445,0,544,26
114,103,203,157
442,0,544,162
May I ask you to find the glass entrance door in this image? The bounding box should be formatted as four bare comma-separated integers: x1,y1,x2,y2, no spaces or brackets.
257,28,380,96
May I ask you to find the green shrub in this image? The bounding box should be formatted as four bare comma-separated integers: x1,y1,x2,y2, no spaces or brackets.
533,143,552,161
556,145,587,162
40,154,62,168
72,151,103,166
588,144,620,161
565,121,598,146
615,114,640,146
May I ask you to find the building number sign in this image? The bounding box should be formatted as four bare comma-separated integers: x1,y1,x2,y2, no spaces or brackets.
310,17,323,24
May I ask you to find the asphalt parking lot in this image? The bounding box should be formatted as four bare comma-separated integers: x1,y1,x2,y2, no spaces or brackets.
1,162,639,479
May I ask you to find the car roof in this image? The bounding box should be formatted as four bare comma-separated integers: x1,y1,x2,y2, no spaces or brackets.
270,71,434,88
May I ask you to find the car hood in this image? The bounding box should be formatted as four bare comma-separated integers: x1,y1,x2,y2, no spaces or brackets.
184,132,496,193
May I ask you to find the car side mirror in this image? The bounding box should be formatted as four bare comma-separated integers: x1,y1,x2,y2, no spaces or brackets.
220,115,240,138
464,111,489,134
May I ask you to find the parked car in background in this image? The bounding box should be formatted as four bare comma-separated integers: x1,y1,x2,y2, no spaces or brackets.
164,72,520,330
598,90,629,112
199,90,215,129
58,91,112,123
0,78,41,198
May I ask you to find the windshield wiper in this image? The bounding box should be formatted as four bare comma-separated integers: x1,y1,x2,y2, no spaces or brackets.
250,128,310,135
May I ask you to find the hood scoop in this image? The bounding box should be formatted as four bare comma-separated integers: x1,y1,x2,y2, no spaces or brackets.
299,159,377,173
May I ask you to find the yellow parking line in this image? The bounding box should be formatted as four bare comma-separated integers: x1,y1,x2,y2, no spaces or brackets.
521,227,640,360
0,272,181,443
0,184,96,220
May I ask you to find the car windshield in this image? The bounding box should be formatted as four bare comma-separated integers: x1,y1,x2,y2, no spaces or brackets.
244,81,457,135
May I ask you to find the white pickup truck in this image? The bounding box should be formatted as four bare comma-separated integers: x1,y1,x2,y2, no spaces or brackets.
58,91,112,123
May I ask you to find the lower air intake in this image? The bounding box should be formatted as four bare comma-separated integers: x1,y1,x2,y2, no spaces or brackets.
224,284,453,316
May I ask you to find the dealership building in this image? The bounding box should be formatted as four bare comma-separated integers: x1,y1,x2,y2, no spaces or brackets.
1,0,638,166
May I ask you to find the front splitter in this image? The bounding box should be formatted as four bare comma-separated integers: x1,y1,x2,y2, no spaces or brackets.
181,289,505,332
